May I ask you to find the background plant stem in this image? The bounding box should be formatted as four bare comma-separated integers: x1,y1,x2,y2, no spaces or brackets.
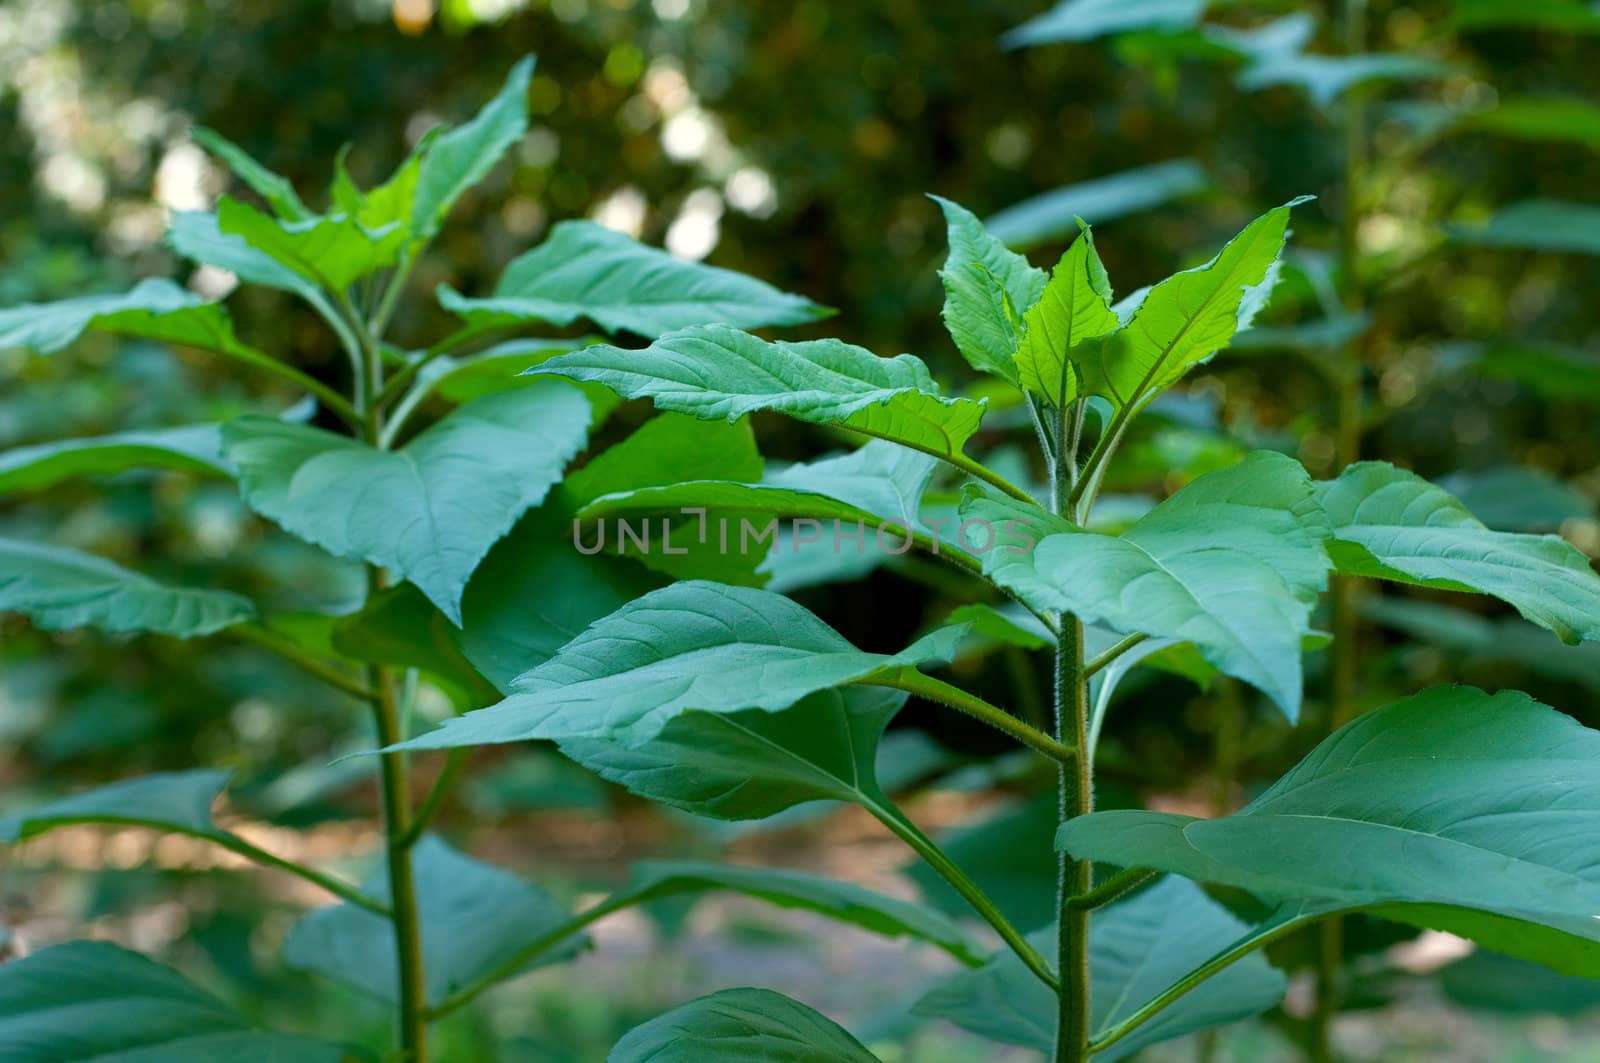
1313,3,1368,1060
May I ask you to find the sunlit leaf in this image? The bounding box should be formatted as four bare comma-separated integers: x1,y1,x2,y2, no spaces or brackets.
930,195,1045,382
217,197,407,291
192,126,313,221
412,56,535,239
1015,222,1119,407
1003,0,1209,48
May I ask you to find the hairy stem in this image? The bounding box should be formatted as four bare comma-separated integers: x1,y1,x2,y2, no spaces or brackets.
1064,866,1154,912
1055,614,1093,1063
1082,632,1148,679
230,622,374,701
863,796,1059,992
863,671,1077,766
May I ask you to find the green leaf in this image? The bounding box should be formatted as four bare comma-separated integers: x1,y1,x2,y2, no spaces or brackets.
0,278,258,358
440,220,829,336
0,768,232,843
1057,686,1600,976
0,538,255,637
1452,200,1600,256
903,792,1059,931
1451,0,1600,33
1073,200,1306,418
531,324,987,464
192,126,313,221
1209,15,1446,107
1317,461,1600,644
224,382,592,623
0,423,230,495
1362,598,1600,694
559,686,908,820
168,210,324,302
1016,222,1120,407
1435,465,1595,532
963,452,1330,718
1002,0,1208,47
915,877,1284,1059
333,583,494,707
217,197,407,291
930,195,1046,382
394,580,964,750
1466,96,1600,149
332,136,428,234
429,337,595,403
609,988,879,1063
611,860,985,965
1452,339,1600,403
985,160,1210,249
0,941,347,1062
412,56,534,239
283,835,578,1007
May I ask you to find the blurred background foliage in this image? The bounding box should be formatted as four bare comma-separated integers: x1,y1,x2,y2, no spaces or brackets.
6,0,1600,1058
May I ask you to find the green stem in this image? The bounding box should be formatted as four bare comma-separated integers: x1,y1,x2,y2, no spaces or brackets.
948,451,1039,505
1064,866,1154,912
1082,632,1148,680
862,796,1059,993
862,671,1077,766
214,834,391,916
370,255,416,338
230,622,375,701
1054,614,1093,1063
368,654,429,1061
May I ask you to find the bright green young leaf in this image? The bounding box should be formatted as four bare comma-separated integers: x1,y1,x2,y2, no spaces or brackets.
457,413,759,689
530,324,987,464
609,988,879,1063
1452,200,1600,256
0,278,257,359
412,56,534,239
394,580,966,750
224,381,592,623
559,686,909,820
0,423,230,495
1073,199,1306,418
1466,96,1600,149
1317,461,1600,644
168,210,324,302
332,135,429,233
440,220,829,336
611,860,985,965
1057,687,1600,975
0,538,255,637
915,877,1285,1060
1002,0,1208,48
930,195,1046,382
985,160,1210,249
192,126,313,221
1016,222,1120,407
283,835,578,1007
0,768,232,843
217,196,407,291
0,941,347,1062
962,452,1331,718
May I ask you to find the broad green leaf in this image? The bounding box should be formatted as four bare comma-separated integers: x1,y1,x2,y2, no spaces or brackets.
283,835,578,1007
559,686,908,820
223,382,592,623
1072,200,1306,417
611,861,985,965
217,197,407,291
430,337,595,403
440,220,828,336
393,580,966,750
168,210,325,302
609,988,879,1063
1209,15,1446,106
1317,461,1600,644
930,195,1046,382
0,278,259,360
1452,0,1600,33
1466,96,1600,149
0,538,255,637
1057,687,1600,975
1003,0,1208,47
1441,950,1600,1015
412,56,534,239
458,414,759,689
0,941,346,1062
1016,223,1119,407
192,126,313,221
963,452,1330,718
915,877,1285,1060
332,135,429,233
985,160,1210,249
0,423,230,494
332,583,494,707
0,769,232,843
1452,200,1600,256
1435,465,1595,532
530,324,987,464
